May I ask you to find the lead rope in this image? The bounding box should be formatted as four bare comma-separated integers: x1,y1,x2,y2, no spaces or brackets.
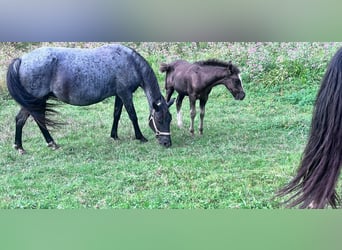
149,110,171,136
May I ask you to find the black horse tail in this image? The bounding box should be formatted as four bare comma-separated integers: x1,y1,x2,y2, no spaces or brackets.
6,58,58,128
277,47,342,208
159,63,172,73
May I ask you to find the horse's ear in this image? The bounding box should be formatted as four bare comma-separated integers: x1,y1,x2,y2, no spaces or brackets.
227,61,233,73
167,98,175,108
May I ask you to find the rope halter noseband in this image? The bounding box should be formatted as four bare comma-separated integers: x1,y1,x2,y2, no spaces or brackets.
149,109,171,136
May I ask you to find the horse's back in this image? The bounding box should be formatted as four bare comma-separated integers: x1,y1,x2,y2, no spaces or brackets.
18,44,143,105
164,60,197,92
167,60,199,78
170,60,192,70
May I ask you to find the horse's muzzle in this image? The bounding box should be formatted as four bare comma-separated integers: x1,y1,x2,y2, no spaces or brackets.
234,92,245,100
157,135,172,148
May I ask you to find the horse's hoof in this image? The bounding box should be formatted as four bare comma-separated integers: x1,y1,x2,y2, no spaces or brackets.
18,149,26,155
13,144,26,155
308,201,318,209
139,137,148,143
111,136,120,141
47,141,60,150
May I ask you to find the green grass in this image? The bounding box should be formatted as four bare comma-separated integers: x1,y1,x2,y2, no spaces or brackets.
0,42,341,208
0,83,314,209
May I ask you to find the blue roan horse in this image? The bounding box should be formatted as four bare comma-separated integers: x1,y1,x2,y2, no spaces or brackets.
7,44,174,154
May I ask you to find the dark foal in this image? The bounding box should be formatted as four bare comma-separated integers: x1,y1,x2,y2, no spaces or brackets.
160,59,245,135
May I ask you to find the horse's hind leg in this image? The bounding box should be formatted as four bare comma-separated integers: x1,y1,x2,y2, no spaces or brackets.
14,108,30,154
189,96,197,135
165,87,174,102
176,94,185,128
111,96,123,140
14,107,58,154
199,97,208,135
36,120,59,150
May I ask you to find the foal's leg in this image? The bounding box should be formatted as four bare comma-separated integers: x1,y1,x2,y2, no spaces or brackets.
111,96,123,140
119,93,148,142
176,94,185,128
14,108,30,154
189,96,197,135
165,87,174,102
199,97,208,135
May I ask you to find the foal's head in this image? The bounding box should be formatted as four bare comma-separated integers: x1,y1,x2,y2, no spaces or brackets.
224,62,245,100
149,97,175,147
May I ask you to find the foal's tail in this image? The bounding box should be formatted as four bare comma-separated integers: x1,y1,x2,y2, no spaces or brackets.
6,58,57,128
160,63,174,90
159,63,172,73
277,47,342,208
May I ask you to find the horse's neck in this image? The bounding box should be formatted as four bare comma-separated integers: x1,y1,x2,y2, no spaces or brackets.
203,67,227,89
141,81,162,110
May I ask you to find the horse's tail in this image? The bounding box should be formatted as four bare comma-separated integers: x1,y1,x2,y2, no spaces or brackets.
159,63,172,73
6,58,58,128
277,47,342,208
159,63,175,90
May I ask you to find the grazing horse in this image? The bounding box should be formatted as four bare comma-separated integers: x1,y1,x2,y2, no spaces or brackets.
160,59,245,135
6,44,174,154
277,47,342,208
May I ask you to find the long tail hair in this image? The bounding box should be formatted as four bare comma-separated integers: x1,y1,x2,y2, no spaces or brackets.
278,47,342,208
6,58,58,128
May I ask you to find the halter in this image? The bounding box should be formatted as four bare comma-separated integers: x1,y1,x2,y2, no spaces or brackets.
149,109,171,136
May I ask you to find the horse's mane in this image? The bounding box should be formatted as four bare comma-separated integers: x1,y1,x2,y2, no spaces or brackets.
194,59,240,74
195,59,229,67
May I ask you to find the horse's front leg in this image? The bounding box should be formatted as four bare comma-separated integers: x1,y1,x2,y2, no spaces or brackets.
199,97,208,135
14,108,30,154
189,96,197,135
120,93,148,142
111,96,123,140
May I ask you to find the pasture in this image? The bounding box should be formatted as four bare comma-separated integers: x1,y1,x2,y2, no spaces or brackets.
0,42,341,208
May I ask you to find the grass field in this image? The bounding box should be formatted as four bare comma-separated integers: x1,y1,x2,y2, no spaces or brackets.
0,42,342,208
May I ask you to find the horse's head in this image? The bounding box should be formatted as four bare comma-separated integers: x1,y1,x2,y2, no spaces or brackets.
149,97,175,147
224,62,245,100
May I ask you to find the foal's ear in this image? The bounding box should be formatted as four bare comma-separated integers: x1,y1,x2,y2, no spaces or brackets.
167,98,175,108
227,61,233,73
